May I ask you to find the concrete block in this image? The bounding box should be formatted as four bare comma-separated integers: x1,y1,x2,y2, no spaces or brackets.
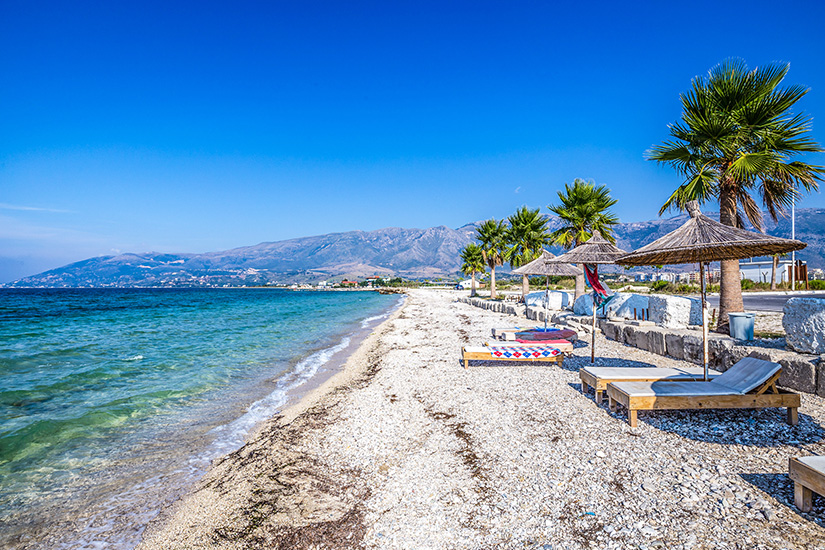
707,336,735,370
647,328,667,356
665,332,685,360
601,322,618,343
777,354,817,394
784,297,825,354
573,294,594,316
682,334,704,365
635,328,651,351
817,358,825,398
611,322,625,345
649,295,699,329
525,291,564,311
622,325,637,347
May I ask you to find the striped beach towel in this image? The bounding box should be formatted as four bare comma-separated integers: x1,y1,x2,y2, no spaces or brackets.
488,346,561,359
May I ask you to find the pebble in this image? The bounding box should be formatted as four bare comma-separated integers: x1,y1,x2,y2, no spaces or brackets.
136,290,825,550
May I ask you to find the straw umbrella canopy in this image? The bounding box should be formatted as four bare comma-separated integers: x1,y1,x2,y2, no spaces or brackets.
550,230,628,265
551,231,628,363
617,200,806,379
513,250,582,329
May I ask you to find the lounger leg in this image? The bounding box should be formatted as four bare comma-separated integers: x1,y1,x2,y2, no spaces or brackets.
608,396,617,412
594,390,603,405
464,358,468,369
795,482,813,512
628,409,638,428
787,407,798,426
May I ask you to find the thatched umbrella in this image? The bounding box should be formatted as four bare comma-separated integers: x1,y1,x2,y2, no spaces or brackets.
513,250,582,330
617,201,806,380
551,231,628,363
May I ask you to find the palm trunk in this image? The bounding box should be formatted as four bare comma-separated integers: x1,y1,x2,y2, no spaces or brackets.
716,186,745,335
471,271,477,297
522,275,530,299
490,266,497,300
574,266,585,303
770,255,778,291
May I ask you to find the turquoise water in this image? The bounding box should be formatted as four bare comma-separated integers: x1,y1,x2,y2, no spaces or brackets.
0,288,399,549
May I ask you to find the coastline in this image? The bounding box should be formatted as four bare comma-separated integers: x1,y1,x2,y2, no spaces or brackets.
136,292,408,549
137,289,825,549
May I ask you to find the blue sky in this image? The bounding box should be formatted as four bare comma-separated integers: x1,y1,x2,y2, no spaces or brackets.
2,1,824,282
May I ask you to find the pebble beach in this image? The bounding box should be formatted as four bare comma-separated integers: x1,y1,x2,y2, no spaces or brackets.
137,289,825,550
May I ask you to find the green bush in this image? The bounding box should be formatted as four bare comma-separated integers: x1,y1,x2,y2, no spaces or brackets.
651,280,669,292
809,279,825,290
741,279,755,290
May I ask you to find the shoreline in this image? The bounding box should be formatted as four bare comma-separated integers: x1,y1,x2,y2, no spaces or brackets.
137,289,825,549
136,292,408,549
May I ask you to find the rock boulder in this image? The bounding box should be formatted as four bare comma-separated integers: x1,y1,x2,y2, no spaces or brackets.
783,297,825,354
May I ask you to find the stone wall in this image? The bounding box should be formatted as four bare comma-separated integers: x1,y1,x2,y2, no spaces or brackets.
457,297,521,316
457,297,825,397
596,317,825,398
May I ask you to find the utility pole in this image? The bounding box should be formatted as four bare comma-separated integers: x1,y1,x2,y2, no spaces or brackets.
792,187,796,291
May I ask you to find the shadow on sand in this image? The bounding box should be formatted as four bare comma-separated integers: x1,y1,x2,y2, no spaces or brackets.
740,472,825,528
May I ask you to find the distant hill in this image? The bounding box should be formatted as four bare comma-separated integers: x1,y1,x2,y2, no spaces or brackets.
5,208,824,288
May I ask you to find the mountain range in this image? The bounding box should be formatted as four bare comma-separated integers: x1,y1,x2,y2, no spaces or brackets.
5,208,824,288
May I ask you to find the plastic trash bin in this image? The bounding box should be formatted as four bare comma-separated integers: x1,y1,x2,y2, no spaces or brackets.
729,312,755,340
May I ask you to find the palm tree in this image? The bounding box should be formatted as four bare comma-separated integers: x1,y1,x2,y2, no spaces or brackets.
506,206,551,298
649,59,824,333
547,179,619,301
476,219,508,300
770,252,789,290
459,243,485,297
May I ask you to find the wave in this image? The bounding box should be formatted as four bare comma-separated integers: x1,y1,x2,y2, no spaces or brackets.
360,313,388,328
361,295,405,328
201,335,352,460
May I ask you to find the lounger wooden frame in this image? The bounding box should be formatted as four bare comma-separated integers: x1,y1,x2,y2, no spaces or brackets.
461,346,566,369
606,369,800,427
789,456,825,512
580,367,720,405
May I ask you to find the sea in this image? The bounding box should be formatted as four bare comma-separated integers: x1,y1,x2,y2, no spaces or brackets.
0,287,401,549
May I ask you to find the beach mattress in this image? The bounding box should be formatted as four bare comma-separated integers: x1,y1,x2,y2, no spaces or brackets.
579,366,721,404
515,329,577,342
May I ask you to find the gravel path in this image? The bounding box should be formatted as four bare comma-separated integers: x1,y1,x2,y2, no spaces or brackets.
138,289,825,550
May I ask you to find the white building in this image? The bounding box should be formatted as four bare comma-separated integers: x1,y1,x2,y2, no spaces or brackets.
738,259,799,284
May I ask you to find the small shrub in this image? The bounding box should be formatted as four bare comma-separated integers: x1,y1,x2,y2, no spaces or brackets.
651,280,669,292
741,279,755,290
809,279,825,290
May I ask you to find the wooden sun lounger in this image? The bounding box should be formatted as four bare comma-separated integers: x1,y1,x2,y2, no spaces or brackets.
481,340,574,352
461,344,567,369
580,366,721,405
789,456,825,512
605,357,800,427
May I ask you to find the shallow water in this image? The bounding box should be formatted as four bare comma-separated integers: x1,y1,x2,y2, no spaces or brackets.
0,288,399,549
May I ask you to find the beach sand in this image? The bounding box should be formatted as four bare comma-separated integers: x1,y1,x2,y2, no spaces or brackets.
137,289,825,549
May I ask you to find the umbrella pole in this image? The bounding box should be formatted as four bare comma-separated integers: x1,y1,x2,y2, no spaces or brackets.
591,293,596,364
700,261,709,381
544,276,549,331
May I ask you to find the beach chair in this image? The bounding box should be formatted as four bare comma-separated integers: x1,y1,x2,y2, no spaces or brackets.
605,357,800,427
789,456,825,512
461,342,568,369
580,366,721,404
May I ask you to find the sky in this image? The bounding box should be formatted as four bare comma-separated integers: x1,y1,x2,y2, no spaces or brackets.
2,1,825,282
